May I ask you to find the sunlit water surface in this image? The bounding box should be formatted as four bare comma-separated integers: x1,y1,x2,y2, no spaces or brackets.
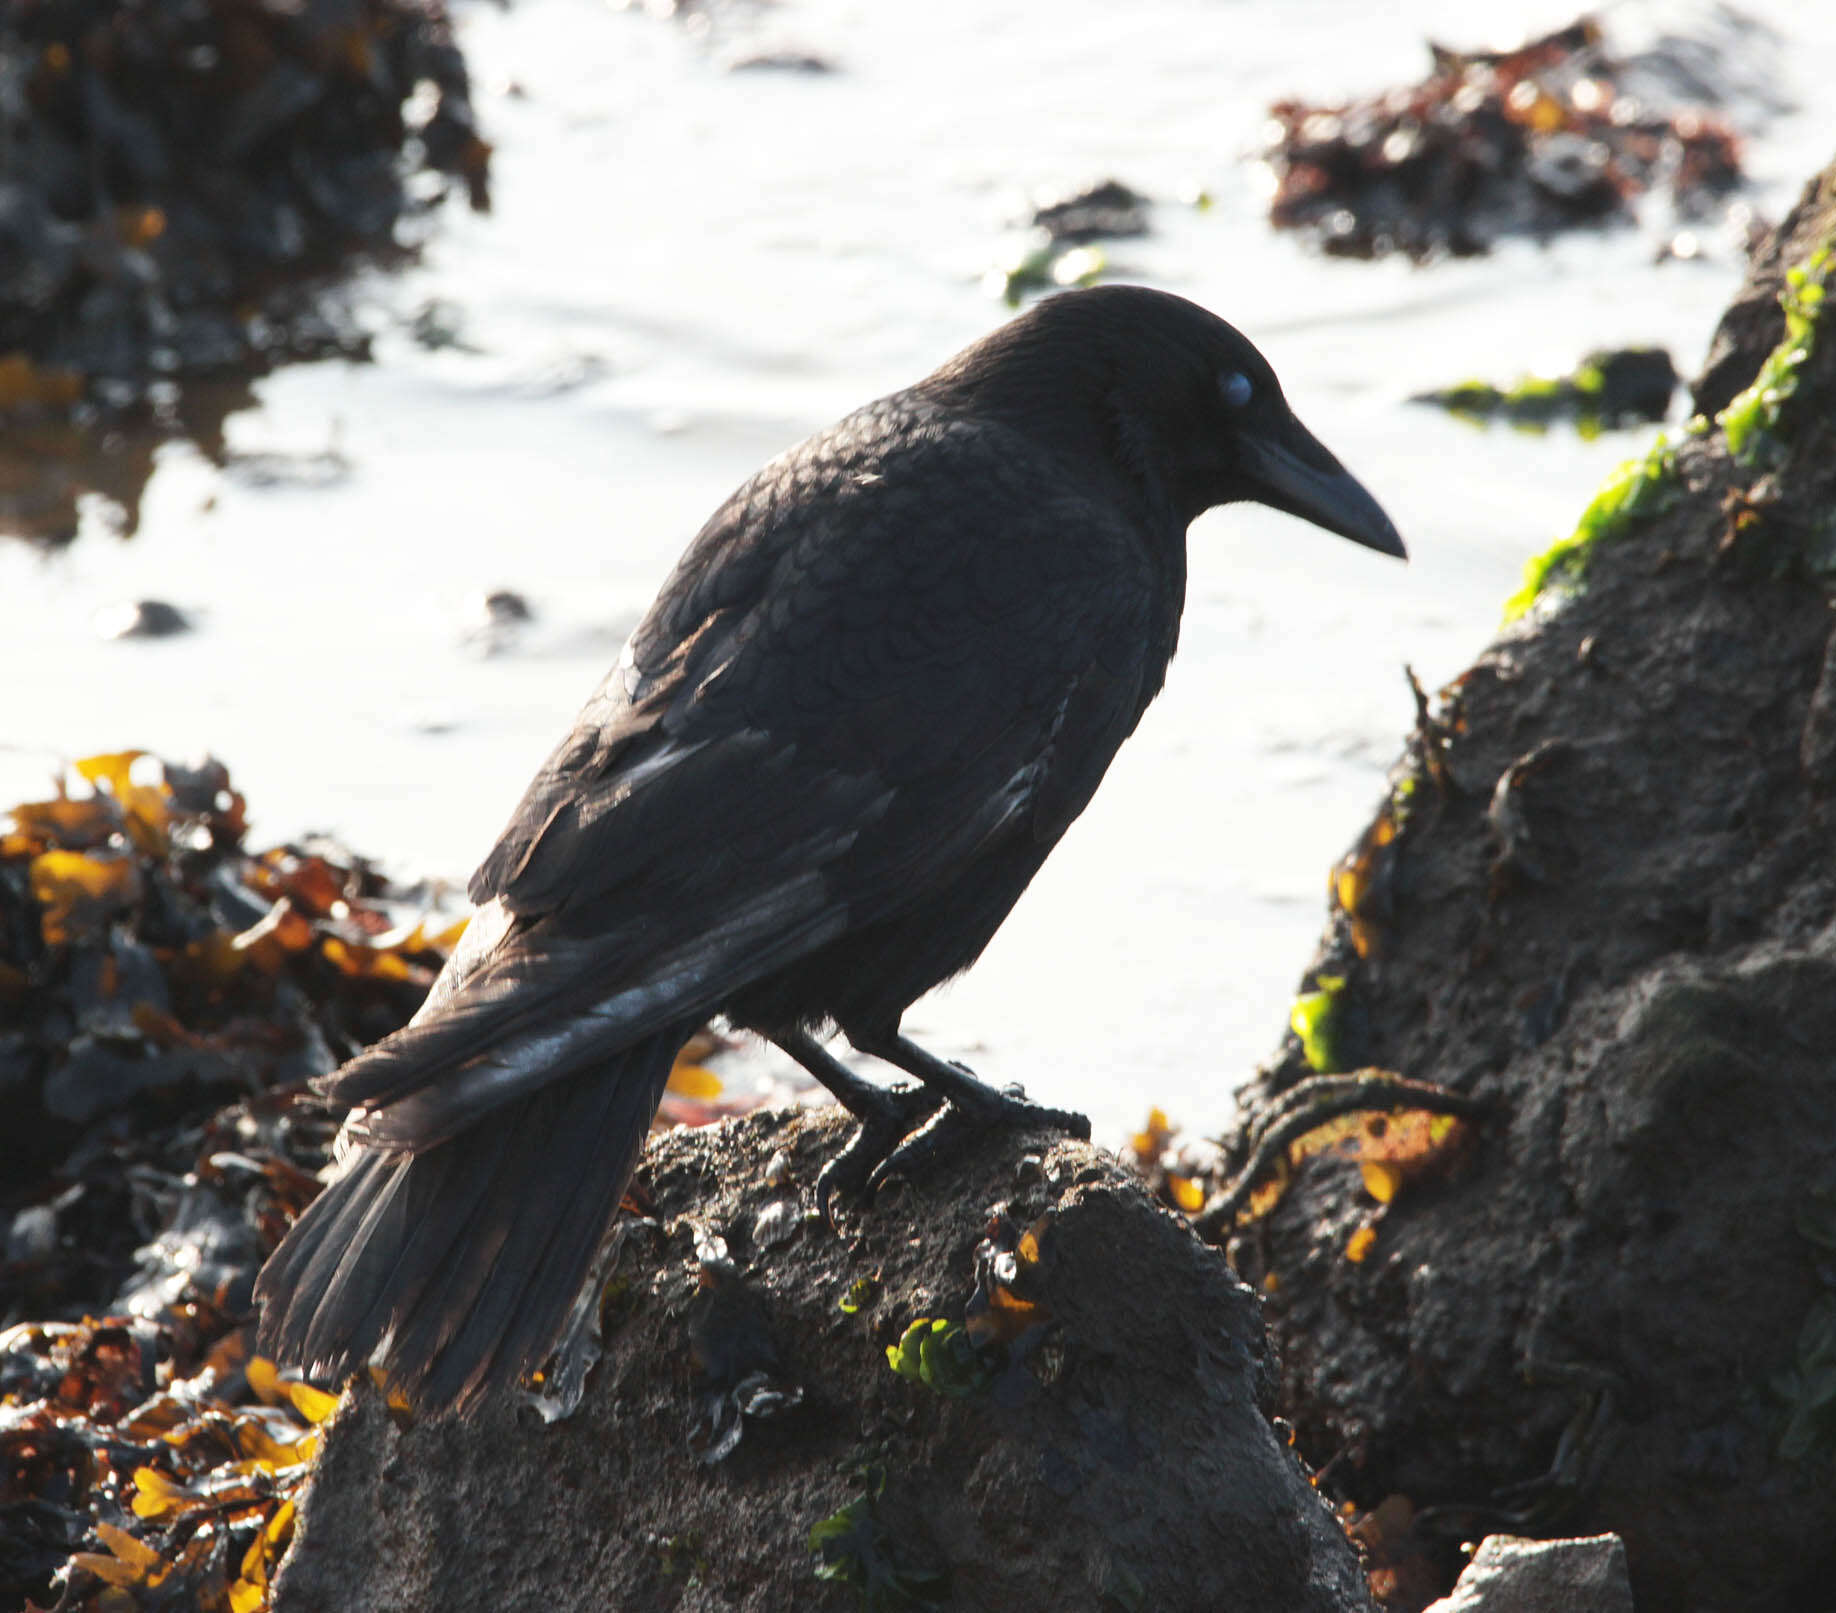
8,0,1836,1144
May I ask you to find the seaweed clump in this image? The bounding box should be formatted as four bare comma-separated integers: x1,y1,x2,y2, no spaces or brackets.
1263,16,1744,260
0,0,491,415
0,748,761,1611
0,750,467,1244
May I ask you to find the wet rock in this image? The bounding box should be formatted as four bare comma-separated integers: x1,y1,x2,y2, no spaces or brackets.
1414,347,1677,433
1424,1534,1633,1613
462,587,535,656
113,1176,263,1319
983,178,1149,308
725,49,836,74
92,598,191,639
271,1111,1373,1613
1225,153,1836,1610
1030,178,1150,245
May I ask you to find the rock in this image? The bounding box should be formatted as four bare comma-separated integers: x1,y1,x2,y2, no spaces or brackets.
1692,165,1836,418
1413,348,1677,433
461,587,535,655
1424,1534,1634,1613
724,50,837,74
1030,179,1151,245
92,598,191,639
1225,150,1836,1611
271,1109,1373,1613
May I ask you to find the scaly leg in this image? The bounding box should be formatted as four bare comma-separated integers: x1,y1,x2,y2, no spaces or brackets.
770,1027,941,1224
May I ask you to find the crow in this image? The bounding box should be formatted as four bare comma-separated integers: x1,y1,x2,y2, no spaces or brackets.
255,285,1405,1413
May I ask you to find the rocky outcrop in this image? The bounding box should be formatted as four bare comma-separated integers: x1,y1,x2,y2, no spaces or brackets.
1227,159,1836,1612
272,1109,1372,1613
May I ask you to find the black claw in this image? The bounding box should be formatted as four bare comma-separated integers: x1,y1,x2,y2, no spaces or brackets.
814,1082,940,1227
863,1104,963,1197
864,1089,1090,1197
776,1026,1089,1222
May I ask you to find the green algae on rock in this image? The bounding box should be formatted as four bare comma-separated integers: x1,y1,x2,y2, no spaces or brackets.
1289,973,1348,1074
1500,431,1680,623
1415,348,1677,435
1718,245,1833,468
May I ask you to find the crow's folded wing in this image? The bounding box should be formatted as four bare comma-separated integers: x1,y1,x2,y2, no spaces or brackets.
322,412,1163,1148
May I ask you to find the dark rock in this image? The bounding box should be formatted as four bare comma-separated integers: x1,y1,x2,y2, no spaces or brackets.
113,1177,263,1318
1414,348,1677,432
725,50,836,74
1692,165,1836,417
1030,179,1151,245
1586,348,1678,424
92,598,191,638
271,1110,1374,1613
462,587,534,655
1226,153,1836,1610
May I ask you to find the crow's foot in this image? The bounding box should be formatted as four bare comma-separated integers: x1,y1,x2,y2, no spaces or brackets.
770,1026,1089,1221
864,1085,1090,1197
814,1080,944,1226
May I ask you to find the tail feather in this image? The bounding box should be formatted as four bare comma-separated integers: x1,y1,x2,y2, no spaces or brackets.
255,1025,689,1413
313,1126,511,1376
410,1062,636,1409
295,1127,502,1378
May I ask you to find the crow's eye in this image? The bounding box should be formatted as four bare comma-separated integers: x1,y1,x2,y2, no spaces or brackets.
1219,371,1253,408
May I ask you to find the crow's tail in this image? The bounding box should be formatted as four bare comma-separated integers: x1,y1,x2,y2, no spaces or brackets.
254,1024,690,1414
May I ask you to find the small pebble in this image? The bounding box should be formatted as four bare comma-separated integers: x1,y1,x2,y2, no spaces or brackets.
6,1205,59,1265
752,1198,802,1250
474,587,532,626
94,599,190,639
463,588,534,655
725,49,835,74
763,1148,792,1188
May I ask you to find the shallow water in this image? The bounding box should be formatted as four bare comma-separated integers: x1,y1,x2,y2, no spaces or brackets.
8,0,1836,1144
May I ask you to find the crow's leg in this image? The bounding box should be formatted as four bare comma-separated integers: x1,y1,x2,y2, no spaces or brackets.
770,1028,941,1225
847,1030,1090,1193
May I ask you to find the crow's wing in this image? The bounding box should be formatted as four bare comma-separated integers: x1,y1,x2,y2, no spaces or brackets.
322,406,1164,1147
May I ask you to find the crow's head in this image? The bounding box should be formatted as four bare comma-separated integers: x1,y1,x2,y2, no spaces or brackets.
935,284,1407,558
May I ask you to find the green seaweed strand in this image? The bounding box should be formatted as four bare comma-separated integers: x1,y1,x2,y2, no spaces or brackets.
1500,433,1679,624
1500,242,1834,626
1719,244,1832,468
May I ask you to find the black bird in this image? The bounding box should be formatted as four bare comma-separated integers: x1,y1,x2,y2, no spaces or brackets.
255,286,1405,1412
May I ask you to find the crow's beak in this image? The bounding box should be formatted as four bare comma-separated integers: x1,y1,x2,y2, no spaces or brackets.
1238,414,1407,560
